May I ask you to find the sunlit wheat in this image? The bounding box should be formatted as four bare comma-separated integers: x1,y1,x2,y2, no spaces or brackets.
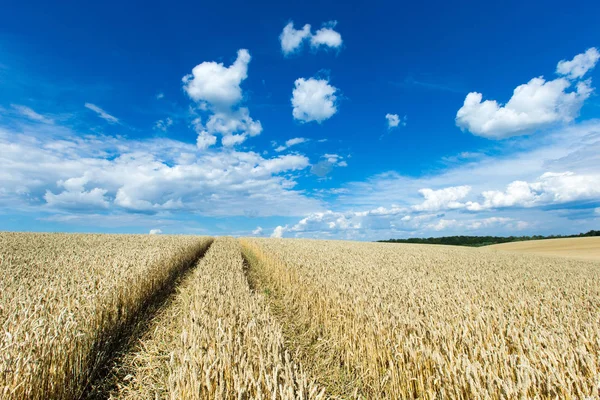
241,238,600,399
0,232,212,400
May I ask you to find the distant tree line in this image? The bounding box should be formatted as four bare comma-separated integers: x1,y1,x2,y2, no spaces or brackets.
377,230,600,247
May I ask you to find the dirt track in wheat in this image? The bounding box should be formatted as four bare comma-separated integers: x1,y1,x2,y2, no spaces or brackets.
1,232,599,399
241,238,600,399
0,232,212,399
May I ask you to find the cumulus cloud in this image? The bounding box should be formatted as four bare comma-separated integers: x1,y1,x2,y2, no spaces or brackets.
556,47,600,79
182,50,262,149
466,171,600,210
310,21,343,50
413,186,471,211
252,226,263,235
280,22,312,55
0,125,321,217
11,104,53,124
199,107,263,147
280,21,342,55
149,229,162,234
271,225,286,238
456,49,597,139
84,103,119,124
44,187,110,210
456,78,592,138
292,77,338,123
182,49,251,108
274,137,308,152
385,113,406,129
196,132,217,150
270,122,600,239
221,134,246,147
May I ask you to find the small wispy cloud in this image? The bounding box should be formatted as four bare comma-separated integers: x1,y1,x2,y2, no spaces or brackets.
154,117,173,132
84,103,119,124
274,137,308,152
156,92,164,100
11,104,53,124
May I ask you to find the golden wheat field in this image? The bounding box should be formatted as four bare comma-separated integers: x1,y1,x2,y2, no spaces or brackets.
1,232,600,399
0,232,212,399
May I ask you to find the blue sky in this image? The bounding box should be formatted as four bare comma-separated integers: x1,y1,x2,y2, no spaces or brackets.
1,0,600,239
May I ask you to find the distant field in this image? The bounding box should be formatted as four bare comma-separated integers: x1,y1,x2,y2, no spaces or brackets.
2,233,599,399
487,236,600,261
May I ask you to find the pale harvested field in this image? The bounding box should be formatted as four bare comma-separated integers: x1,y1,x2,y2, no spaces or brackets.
0,232,212,400
487,236,600,261
242,238,600,399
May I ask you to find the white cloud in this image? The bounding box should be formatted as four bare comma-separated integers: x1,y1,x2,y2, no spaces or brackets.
323,153,342,164
221,134,246,147
84,103,119,124
456,78,592,139
278,205,530,239
196,132,217,150
467,171,600,210
310,21,343,50
386,113,400,128
156,93,165,100
285,137,307,147
280,22,312,55
292,77,338,123
595,208,600,215
413,185,471,211
11,105,53,124
385,113,406,129
154,117,173,132
182,50,262,149
252,226,263,235
291,121,600,239
0,123,321,217
279,21,342,55
149,229,162,235
556,47,599,80
271,225,286,238
456,49,597,139
182,49,250,108
44,187,109,210
199,108,263,148
274,137,308,152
